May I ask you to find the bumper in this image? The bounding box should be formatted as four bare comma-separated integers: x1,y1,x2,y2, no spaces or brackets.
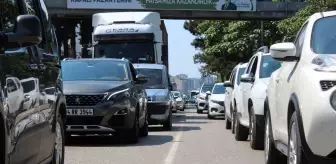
208,101,225,116
197,100,208,110
147,101,170,124
65,100,135,134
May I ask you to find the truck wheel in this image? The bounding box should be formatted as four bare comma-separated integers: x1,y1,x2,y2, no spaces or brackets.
249,106,264,150
163,110,172,131
234,112,248,141
140,112,148,137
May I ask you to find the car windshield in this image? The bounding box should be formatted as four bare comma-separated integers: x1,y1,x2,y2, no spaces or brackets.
201,85,213,93
44,88,55,95
61,60,128,81
237,66,246,85
94,41,155,63
312,16,336,54
191,91,199,97
212,85,225,94
21,80,35,93
135,68,167,89
260,55,281,78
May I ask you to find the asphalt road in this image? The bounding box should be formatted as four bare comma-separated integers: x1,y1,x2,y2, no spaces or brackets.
65,108,264,164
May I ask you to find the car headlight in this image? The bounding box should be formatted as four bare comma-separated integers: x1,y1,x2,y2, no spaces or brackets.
330,91,336,110
155,96,168,101
107,88,130,101
312,55,336,72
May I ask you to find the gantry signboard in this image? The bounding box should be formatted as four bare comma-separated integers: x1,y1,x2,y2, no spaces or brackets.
67,0,256,11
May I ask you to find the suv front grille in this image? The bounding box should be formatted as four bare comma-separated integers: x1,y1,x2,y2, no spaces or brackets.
320,81,336,91
65,94,105,106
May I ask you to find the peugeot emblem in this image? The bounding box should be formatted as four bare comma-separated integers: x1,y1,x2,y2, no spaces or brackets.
75,97,80,104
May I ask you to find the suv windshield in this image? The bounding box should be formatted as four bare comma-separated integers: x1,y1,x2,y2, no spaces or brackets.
201,85,213,93
61,60,128,81
135,68,167,89
94,41,155,63
212,84,225,94
260,55,281,78
22,80,35,93
237,66,246,85
312,16,336,54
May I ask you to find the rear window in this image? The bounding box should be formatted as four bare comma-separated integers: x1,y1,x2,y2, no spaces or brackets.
311,16,336,54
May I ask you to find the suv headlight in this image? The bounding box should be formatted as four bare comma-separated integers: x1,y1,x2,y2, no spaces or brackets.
107,88,130,101
312,55,336,72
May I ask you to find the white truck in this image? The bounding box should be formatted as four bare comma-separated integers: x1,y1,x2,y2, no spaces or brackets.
91,12,169,70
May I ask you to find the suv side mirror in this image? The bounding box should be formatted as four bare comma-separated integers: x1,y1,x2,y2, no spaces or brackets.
3,15,42,50
240,74,254,83
223,81,233,88
136,74,148,84
206,91,211,95
270,42,297,61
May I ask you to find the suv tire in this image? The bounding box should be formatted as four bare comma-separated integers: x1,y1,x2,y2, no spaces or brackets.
140,112,148,137
249,105,264,150
125,114,139,143
225,114,231,129
264,111,286,164
163,110,172,131
234,112,249,141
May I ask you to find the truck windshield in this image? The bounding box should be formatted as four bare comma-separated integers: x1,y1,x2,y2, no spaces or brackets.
135,68,167,89
94,41,155,63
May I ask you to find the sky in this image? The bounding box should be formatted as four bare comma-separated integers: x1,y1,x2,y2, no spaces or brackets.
164,20,201,78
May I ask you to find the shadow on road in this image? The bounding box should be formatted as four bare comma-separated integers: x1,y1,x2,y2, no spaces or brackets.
149,125,201,132
66,134,174,147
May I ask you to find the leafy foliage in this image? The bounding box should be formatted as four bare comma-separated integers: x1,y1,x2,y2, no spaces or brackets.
184,0,336,82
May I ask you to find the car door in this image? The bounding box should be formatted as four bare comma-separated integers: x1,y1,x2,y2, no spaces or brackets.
240,56,256,124
224,68,236,117
0,1,43,162
275,23,308,143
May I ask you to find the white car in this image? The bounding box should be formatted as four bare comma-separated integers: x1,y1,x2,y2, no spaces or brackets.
196,84,214,113
224,62,247,133
6,77,24,114
235,48,281,150
207,83,226,119
170,92,177,113
172,91,185,111
265,11,336,164
20,77,39,110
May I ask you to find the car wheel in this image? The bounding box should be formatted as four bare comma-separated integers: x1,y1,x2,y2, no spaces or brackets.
51,115,65,164
249,106,264,150
125,114,139,143
231,110,235,134
140,112,148,137
234,112,248,141
288,112,307,164
225,114,231,129
264,111,286,164
163,110,172,131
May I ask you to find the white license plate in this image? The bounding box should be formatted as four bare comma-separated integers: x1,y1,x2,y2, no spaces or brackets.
66,109,93,116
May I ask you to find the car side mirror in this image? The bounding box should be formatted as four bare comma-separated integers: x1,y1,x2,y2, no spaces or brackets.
136,74,148,84
223,80,233,88
206,91,211,95
3,15,42,50
240,74,254,83
270,42,297,61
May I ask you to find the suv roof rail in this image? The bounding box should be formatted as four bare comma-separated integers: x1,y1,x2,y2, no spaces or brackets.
257,46,269,53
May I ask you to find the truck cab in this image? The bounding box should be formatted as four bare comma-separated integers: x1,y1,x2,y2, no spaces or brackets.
91,12,168,69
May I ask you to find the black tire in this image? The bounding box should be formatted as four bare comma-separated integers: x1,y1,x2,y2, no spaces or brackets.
197,110,202,114
207,113,213,119
225,114,231,129
231,110,235,134
163,110,172,131
51,115,65,164
140,112,148,137
125,114,139,143
288,112,308,164
264,111,286,164
249,106,264,150
234,112,249,141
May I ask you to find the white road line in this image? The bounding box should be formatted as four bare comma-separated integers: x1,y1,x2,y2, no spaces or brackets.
164,126,184,164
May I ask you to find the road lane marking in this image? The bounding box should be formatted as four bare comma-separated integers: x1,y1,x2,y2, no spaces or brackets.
164,126,184,164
